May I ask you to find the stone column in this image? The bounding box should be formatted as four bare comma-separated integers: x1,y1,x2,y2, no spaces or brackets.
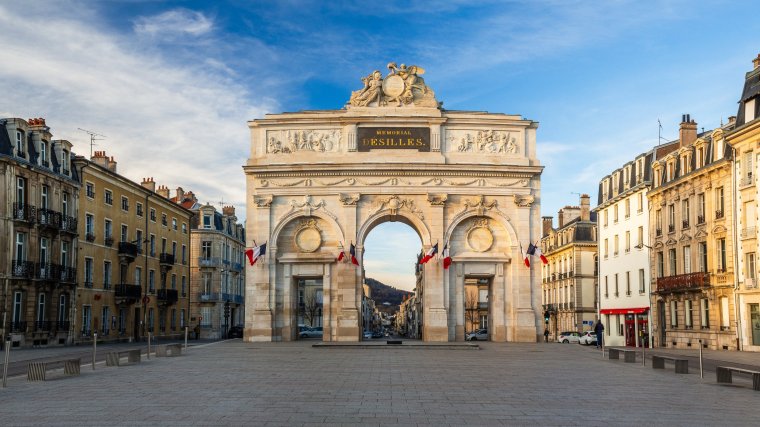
336,194,360,341
423,194,448,341
249,195,274,342
453,265,465,341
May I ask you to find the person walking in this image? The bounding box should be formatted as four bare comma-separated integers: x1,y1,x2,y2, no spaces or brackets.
194,324,201,340
594,319,604,349
544,328,550,343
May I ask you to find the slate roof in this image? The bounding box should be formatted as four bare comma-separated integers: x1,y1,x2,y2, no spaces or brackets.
736,65,760,126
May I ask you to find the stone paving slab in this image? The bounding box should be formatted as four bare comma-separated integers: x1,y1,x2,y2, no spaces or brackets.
1,341,758,426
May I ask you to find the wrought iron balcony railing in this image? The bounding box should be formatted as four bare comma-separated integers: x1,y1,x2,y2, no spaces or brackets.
115,283,142,300
12,260,35,278
159,253,175,266
656,272,709,293
12,203,36,222
37,208,62,230
157,288,178,305
198,257,220,268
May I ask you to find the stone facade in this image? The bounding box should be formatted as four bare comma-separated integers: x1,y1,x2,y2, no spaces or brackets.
540,195,598,339
648,116,738,351
244,64,543,342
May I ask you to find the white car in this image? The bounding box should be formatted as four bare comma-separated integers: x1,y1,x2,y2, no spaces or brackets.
557,331,581,343
298,326,322,339
465,328,488,341
578,331,598,345
363,331,373,340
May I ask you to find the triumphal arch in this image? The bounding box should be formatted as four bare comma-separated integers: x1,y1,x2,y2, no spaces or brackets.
244,63,544,342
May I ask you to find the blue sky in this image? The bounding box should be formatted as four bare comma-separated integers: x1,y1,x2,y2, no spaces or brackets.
1,0,758,291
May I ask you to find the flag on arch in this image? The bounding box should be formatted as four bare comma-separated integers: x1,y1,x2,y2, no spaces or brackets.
533,243,549,265
349,243,359,266
442,243,452,270
521,243,530,268
420,243,438,265
246,242,267,266
337,243,345,262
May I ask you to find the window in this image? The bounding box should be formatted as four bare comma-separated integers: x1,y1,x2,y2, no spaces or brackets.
637,193,643,213
136,230,143,254
61,241,69,267
16,176,26,204
201,307,211,327
58,294,68,325
121,224,128,243
717,238,727,272
202,241,212,259
625,271,631,296
171,309,177,330
134,266,142,286
182,223,187,234
604,239,608,258
150,208,156,222
84,258,94,288
82,305,92,335
656,210,662,235
180,309,186,328
12,291,23,325
149,270,155,293
161,238,167,254
62,192,69,216
614,205,619,223
614,235,619,256
104,219,113,241
148,308,154,332
85,214,94,239
697,193,705,223
172,241,177,257
670,301,678,327
203,273,212,294
683,246,691,274
637,226,644,248
62,150,69,173
121,196,129,211
698,242,708,272
181,276,186,297
656,252,664,278
182,245,187,264
682,199,690,228
625,231,630,253
203,214,212,229
720,297,729,330
745,98,756,122
700,299,710,329
105,189,113,205
172,218,177,230
102,306,110,334
685,300,693,328
668,248,677,276
161,213,167,226
103,261,112,289
614,274,619,297
40,185,48,209
747,253,757,281
37,293,46,324
715,187,724,218
638,269,645,294
171,274,177,290
86,182,95,198
150,234,156,257
15,130,24,155
40,140,47,166
624,199,630,218
668,204,675,232
39,237,49,263
136,202,143,217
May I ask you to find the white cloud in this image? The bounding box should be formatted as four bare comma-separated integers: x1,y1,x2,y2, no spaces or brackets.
133,9,213,38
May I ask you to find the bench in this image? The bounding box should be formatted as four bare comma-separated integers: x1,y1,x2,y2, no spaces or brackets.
652,355,689,374
716,366,760,391
106,349,142,366
156,343,182,357
27,358,81,381
608,348,637,363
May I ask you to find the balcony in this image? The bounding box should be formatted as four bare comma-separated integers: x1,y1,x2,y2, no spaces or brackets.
35,262,55,281
157,288,178,306
60,216,78,235
118,242,138,263
232,294,244,304
11,321,27,333
656,272,709,293
477,302,488,309
85,232,96,242
656,228,662,237
12,260,34,278
740,174,754,187
668,224,675,233
56,320,70,331
12,203,36,223
159,253,175,270
697,215,705,224
198,257,220,268
104,236,115,247
37,208,62,231
746,278,757,290
199,292,221,302
58,266,77,284
231,262,243,272
682,220,689,229
115,283,142,304
34,320,53,331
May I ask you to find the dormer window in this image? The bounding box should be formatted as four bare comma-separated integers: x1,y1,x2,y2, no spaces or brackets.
696,147,704,168
15,130,24,156
40,141,48,167
746,98,756,122
203,214,212,229
62,150,69,174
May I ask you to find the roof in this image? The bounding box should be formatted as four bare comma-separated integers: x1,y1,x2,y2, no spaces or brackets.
736,66,760,126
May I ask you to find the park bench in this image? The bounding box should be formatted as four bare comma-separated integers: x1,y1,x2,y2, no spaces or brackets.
651,355,689,374
27,358,81,381
106,349,141,366
608,348,637,363
156,343,182,357
716,366,760,391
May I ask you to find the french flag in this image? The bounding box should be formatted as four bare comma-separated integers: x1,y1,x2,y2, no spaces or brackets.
442,244,452,270
420,243,438,265
349,243,359,266
337,243,345,262
521,243,530,268
245,242,267,266
534,244,549,265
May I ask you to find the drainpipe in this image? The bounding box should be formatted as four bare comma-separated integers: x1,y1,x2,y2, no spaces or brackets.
730,146,743,351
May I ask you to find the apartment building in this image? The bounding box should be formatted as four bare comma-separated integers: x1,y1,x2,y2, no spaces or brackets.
1,118,79,347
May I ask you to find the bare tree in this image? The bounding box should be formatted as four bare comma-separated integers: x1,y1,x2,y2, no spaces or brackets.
464,291,479,334
300,293,322,327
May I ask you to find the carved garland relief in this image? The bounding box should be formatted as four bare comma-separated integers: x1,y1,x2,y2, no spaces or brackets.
446,130,519,154
266,129,341,154
466,218,494,252
259,177,529,188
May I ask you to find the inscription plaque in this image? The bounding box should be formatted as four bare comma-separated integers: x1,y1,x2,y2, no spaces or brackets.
357,127,430,152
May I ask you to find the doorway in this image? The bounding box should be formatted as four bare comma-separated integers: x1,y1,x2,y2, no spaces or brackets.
464,276,491,341
295,278,323,340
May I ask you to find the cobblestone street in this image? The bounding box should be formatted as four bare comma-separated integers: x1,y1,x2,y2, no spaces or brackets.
1,340,758,426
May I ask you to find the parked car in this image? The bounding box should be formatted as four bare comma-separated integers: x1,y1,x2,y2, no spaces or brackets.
363,331,373,340
228,325,244,339
372,331,384,338
578,331,597,345
465,328,488,341
557,331,581,343
299,326,322,339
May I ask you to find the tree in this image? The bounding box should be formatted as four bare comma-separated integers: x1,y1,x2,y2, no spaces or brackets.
464,291,479,334
299,293,322,327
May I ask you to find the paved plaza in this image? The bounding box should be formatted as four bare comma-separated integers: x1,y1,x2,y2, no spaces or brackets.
1,340,759,426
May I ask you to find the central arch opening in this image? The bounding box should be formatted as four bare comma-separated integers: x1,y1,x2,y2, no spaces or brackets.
362,221,420,340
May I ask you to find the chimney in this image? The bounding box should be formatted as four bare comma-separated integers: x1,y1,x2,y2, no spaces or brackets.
558,209,565,228
176,187,185,201
580,194,590,221
222,205,236,217
141,177,156,192
91,150,109,168
679,114,697,148
27,117,47,129
157,184,170,199
542,216,553,237
728,116,737,125
107,155,117,173
753,53,760,70
186,191,197,202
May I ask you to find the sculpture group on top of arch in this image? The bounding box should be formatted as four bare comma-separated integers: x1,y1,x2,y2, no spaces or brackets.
348,62,439,108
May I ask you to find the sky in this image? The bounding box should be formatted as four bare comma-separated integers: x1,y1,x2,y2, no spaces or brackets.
1,0,758,291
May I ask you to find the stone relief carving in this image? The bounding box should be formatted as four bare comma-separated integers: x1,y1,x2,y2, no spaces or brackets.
260,177,530,188
457,195,511,222
339,193,360,206
294,218,322,253
280,195,337,222
447,130,518,154
373,195,424,220
348,63,438,108
426,193,448,206
466,218,494,253
513,194,535,207
267,129,341,154
253,194,273,208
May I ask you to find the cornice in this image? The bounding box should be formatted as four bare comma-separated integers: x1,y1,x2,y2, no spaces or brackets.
244,164,542,179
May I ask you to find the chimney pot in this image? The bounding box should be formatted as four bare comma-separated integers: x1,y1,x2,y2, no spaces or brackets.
753,53,760,69
679,114,698,148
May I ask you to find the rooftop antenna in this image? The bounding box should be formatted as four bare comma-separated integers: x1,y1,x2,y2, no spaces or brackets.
218,197,225,210
77,128,106,158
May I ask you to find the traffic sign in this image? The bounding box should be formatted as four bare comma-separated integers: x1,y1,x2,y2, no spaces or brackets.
142,296,150,305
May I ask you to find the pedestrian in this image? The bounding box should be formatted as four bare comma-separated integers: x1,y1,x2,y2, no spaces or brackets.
194,324,201,340
544,328,549,343
594,319,604,349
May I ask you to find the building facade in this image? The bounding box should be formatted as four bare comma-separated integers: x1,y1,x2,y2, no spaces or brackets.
73,153,192,343
726,53,760,351
189,202,246,339
648,116,738,350
540,195,597,339
1,118,79,347
594,148,669,347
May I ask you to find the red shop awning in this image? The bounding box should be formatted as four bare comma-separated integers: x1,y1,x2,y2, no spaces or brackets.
599,307,649,315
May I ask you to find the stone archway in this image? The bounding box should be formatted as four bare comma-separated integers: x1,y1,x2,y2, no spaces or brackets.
244,63,544,342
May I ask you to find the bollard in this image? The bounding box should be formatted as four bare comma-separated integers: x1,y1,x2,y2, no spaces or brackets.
2,338,10,388
92,332,97,370
147,332,151,360
699,339,703,379
642,341,646,366
184,326,188,350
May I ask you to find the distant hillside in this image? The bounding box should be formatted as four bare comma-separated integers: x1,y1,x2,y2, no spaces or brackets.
365,277,413,309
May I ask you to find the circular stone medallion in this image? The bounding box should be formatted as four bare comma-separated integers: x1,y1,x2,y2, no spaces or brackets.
295,227,321,253
382,75,405,97
467,227,494,252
